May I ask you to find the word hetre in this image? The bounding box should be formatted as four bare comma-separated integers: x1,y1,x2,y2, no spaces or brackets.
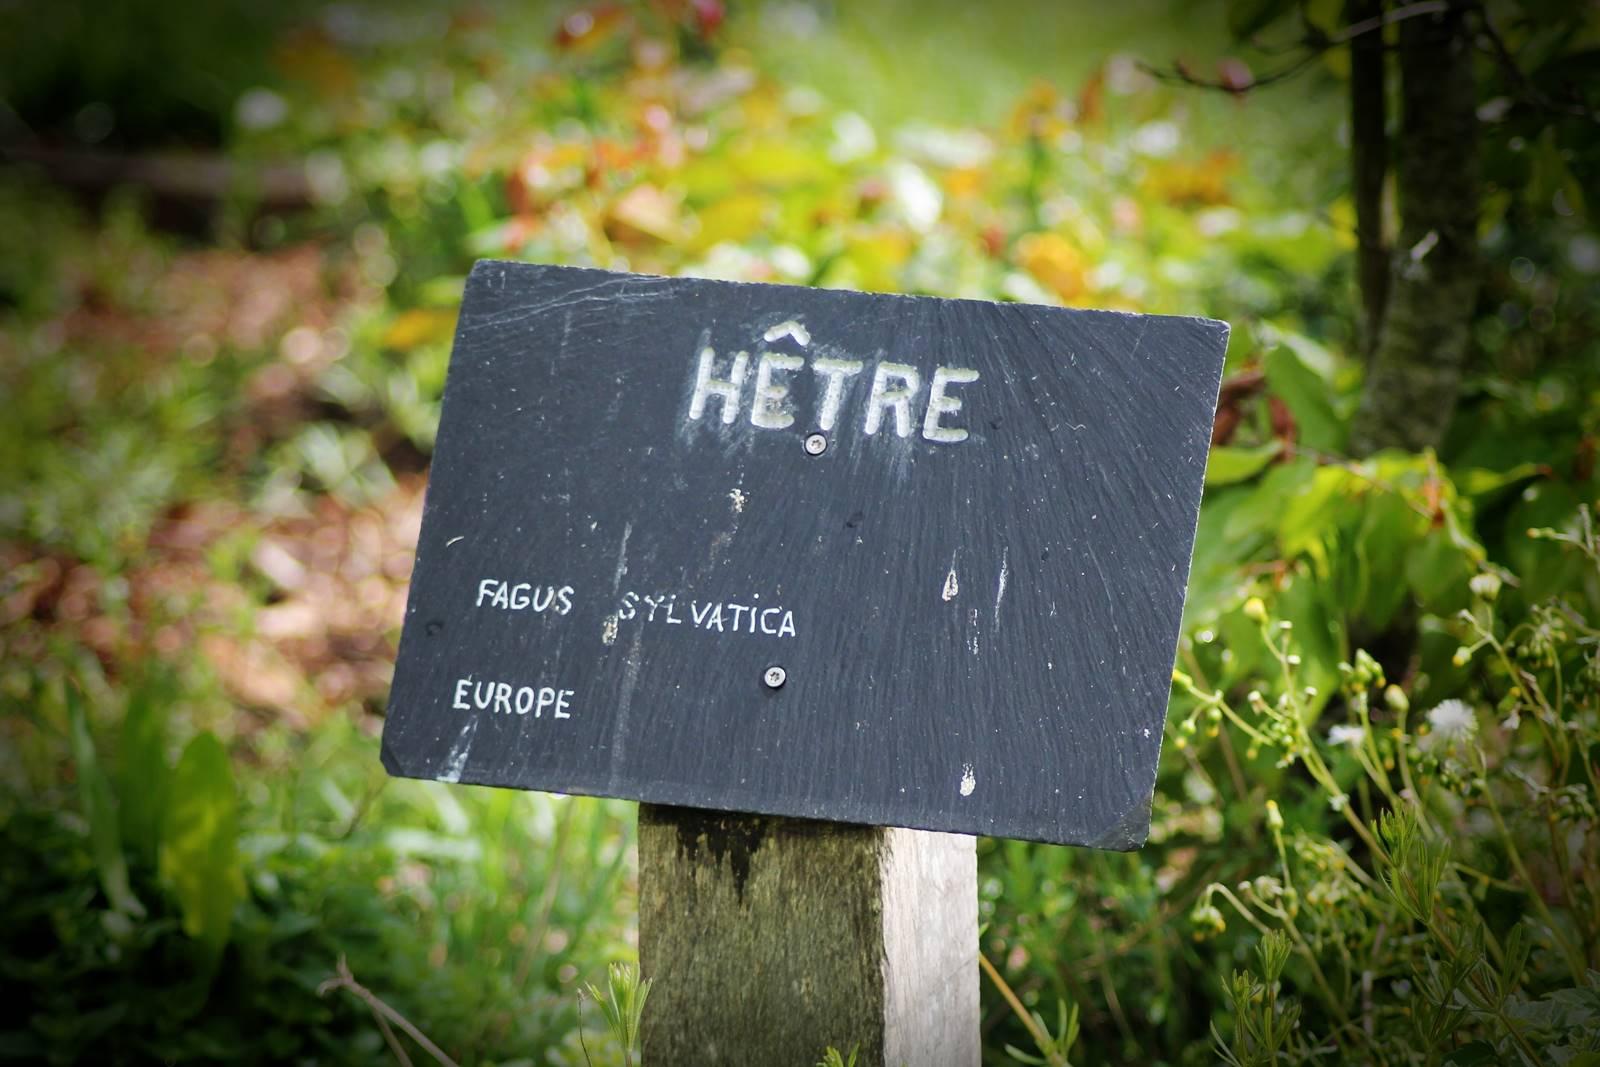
686,346,981,443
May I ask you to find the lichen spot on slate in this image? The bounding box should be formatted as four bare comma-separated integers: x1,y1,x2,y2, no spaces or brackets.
960,763,976,797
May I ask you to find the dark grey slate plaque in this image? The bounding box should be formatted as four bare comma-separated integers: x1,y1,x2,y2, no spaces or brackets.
381,261,1227,848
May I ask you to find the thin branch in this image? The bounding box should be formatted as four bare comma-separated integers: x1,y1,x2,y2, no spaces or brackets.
320,956,462,1067
1469,2,1600,124
1329,1,1449,45
1141,0,1449,94
1141,50,1321,94
371,1008,416,1067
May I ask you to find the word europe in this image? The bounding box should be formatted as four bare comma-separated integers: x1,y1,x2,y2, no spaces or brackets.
685,345,980,444
451,676,576,718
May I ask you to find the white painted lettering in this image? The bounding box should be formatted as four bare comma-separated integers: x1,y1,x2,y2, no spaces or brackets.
688,347,749,425
555,586,574,615
493,682,513,714
750,352,805,430
477,579,498,607
811,357,864,432
760,608,781,634
554,690,574,718
509,582,531,609
453,677,472,709
515,686,535,714
619,591,639,620
864,362,921,437
923,366,979,443
778,610,797,637
531,585,555,612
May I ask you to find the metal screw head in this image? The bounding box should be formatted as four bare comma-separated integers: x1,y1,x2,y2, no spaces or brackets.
763,665,787,689
803,433,828,456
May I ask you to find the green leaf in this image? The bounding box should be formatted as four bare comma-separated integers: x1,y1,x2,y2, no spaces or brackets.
66,683,144,918
1456,462,1544,498
1277,465,1351,568
1264,344,1344,452
159,732,244,961
118,674,171,866
1206,442,1281,487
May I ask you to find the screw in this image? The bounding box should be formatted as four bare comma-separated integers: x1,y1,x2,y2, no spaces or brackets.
803,433,827,456
763,665,787,689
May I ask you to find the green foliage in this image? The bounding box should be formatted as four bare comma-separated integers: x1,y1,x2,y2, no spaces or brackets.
816,1045,859,1067
65,683,144,920
159,732,244,962
583,962,652,1067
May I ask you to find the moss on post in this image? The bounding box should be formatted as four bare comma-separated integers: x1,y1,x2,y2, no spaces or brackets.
638,805,978,1067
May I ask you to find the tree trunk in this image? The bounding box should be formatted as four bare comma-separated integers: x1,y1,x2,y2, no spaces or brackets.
1348,1,1481,456
1348,0,1390,358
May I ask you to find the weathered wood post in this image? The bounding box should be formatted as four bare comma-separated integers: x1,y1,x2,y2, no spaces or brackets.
380,262,1226,1061
638,807,977,1066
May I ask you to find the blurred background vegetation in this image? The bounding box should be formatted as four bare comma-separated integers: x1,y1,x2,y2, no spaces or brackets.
1,0,1598,1063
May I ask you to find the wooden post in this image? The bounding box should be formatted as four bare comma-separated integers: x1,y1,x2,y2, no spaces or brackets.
638,804,979,1067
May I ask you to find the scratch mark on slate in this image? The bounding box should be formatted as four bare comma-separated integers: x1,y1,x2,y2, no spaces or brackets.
612,522,632,595
436,719,478,783
993,547,1009,633
608,629,645,789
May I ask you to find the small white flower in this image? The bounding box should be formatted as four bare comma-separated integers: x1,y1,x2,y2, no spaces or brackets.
235,88,288,131
1327,724,1366,749
1426,699,1478,741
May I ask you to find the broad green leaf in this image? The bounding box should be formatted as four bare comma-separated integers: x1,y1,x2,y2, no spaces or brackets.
159,732,244,960
1277,465,1351,567
1351,490,1422,629
1457,462,1544,498
1205,442,1280,486
1275,568,1343,720
66,684,144,918
1223,456,1317,544
1506,480,1590,604
118,675,170,866
1265,344,1344,452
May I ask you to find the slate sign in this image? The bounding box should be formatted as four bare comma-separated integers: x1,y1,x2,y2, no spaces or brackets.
381,261,1227,848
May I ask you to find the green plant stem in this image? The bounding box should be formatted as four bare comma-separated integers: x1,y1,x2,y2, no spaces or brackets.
979,951,1068,1067
1474,750,1587,982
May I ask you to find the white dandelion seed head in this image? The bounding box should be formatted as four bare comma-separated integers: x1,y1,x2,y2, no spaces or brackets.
1426,699,1477,741
1327,724,1366,749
